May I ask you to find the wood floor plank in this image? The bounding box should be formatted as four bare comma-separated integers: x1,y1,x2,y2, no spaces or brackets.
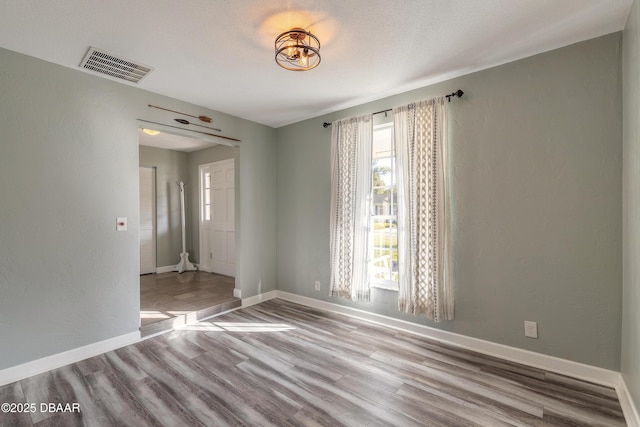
0,381,31,427
85,371,162,427
20,372,66,424
125,344,246,426
139,271,238,332
2,298,628,426
49,364,116,426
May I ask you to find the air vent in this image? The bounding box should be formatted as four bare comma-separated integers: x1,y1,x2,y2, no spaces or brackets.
79,47,153,84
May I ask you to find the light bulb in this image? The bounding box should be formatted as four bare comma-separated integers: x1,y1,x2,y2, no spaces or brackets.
299,49,309,67
143,128,160,136
285,41,296,58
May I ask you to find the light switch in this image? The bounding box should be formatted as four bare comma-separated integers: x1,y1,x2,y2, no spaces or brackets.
524,320,538,338
116,217,127,231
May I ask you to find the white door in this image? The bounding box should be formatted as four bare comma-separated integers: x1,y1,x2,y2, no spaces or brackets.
139,167,156,274
199,159,235,276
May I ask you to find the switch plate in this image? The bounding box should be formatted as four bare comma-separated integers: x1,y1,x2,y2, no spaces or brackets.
524,321,538,338
314,281,321,291
116,217,127,231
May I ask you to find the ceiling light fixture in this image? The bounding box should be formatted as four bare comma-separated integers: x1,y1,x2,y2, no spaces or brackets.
275,28,321,71
143,128,160,136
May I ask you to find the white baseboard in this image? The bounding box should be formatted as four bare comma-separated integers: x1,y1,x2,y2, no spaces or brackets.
156,265,174,274
273,291,620,387
242,290,277,308
271,290,640,423
2,289,636,425
0,331,140,387
233,288,242,298
617,375,640,427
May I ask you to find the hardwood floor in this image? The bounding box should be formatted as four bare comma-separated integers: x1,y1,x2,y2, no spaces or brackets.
0,299,627,426
140,271,240,336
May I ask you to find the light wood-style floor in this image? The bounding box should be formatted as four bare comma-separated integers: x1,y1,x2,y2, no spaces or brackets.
1,299,627,426
140,271,240,336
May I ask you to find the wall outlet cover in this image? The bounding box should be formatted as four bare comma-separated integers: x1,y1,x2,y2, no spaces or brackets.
314,281,321,291
116,217,127,231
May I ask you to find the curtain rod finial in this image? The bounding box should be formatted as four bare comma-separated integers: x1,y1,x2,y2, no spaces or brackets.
323,122,331,128
446,89,464,102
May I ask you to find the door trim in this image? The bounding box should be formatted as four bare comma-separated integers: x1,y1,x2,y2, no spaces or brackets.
139,166,156,275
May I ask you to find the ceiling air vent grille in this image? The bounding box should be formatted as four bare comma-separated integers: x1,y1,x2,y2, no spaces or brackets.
79,47,153,83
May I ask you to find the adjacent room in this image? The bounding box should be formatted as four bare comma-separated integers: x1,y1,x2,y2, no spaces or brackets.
0,1,639,425
137,128,240,336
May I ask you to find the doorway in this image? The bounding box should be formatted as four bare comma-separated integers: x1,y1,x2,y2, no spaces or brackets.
138,128,240,336
199,159,235,277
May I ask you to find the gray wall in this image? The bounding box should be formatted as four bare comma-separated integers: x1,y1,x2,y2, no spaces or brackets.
187,145,240,266
237,122,278,298
139,145,189,268
0,46,276,370
276,34,622,370
622,0,640,411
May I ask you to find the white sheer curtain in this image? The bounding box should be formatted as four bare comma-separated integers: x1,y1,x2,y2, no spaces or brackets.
395,97,453,321
329,114,373,302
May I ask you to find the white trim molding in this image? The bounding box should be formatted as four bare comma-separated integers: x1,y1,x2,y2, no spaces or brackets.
2,289,637,426
274,291,619,386
617,375,640,427
0,331,140,387
268,291,640,423
241,290,277,308
156,265,175,274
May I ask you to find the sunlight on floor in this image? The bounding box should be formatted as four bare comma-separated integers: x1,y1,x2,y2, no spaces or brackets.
140,311,171,319
182,322,296,332
140,310,192,319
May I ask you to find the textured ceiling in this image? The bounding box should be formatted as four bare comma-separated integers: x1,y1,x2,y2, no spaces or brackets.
0,0,633,129
138,129,215,153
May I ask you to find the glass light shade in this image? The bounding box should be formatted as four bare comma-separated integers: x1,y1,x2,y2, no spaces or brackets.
299,50,309,67
285,41,296,58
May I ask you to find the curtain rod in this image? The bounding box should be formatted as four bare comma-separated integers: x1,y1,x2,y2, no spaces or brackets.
322,89,464,128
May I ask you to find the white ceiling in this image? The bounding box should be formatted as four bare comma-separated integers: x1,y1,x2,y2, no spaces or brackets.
0,0,632,132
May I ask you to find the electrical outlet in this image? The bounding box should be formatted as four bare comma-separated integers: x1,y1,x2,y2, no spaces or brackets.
524,321,538,338
314,281,321,291
116,217,127,231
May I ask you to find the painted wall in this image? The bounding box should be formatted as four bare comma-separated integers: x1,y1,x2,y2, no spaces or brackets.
0,46,276,370
276,34,623,370
236,123,278,298
185,124,278,300
622,0,640,411
139,145,189,268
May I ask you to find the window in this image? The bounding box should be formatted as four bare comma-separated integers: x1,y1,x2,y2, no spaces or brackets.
330,98,452,317
203,170,211,221
369,123,398,290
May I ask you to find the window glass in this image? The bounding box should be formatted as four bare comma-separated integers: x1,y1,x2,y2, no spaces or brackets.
370,123,398,289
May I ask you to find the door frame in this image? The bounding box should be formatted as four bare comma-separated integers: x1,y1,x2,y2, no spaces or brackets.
139,166,157,275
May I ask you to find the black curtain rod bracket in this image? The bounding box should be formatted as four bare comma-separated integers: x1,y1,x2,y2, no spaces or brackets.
445,89,464,102
323,89,463,128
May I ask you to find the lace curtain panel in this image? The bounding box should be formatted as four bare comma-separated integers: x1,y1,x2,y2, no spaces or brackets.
395,97,454,321
329,114,373,302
